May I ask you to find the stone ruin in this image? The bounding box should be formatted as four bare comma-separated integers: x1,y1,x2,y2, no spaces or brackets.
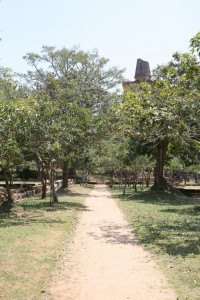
134,58,151,82
122,58,152,90
0,180,63,204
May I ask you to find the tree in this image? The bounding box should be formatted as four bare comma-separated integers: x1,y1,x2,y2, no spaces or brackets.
22,95,63,200
0,98,30,204
0,67,32,204
118,32,200,189
23,46,123,110
22,46,124,188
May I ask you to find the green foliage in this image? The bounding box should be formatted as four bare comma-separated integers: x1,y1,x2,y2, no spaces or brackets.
190,32,200,57
21,46,124,188
16,168,38,180
1,33,200,195
116,32,200,187
0,98,27,174
23,46,124,112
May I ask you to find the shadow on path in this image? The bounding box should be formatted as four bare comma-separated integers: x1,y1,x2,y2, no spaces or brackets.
88,223,138,246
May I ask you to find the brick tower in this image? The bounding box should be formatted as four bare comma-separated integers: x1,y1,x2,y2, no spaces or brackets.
122,58,152,90
134,58,151,82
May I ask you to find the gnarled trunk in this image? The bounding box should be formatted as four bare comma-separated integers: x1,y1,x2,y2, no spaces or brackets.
153,139,169,189
50,168,58,203
41,165,48,199
62,161,69,189
3,169,13,203
41,177,47,199
36,157,42,181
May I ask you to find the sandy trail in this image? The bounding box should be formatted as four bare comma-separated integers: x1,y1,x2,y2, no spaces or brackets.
45,185,177,300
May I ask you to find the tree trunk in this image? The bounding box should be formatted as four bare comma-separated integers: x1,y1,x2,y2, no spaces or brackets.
146,170,151,187
133,173,137,192
52,182,58,202
36,158,42,180
62,161,69,189
153,139,169,189
41,177,47,199
9,172,13,186
50,168,58,203
41,165,48,199
3,169,13,203
109,168,115,188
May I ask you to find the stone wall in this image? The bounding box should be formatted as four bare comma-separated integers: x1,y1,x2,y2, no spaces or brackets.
0,180,63,203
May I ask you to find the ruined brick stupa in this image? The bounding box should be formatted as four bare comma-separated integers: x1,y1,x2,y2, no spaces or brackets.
134,58,151,82
122,58,152,90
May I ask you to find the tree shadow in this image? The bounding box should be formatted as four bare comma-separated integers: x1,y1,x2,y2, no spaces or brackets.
164,240,199,256
56,188,89,198
112,188,197,206
111,188,200,257
88,223,138,246
138,220,200,256
19,200,89,212
0,195,90,229
57,184,95,196
0,202,90,228
160,206,200,216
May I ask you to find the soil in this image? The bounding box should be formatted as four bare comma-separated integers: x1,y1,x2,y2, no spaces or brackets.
44,185,177,300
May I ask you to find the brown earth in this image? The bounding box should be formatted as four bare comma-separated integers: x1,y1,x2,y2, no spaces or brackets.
44,185,177,300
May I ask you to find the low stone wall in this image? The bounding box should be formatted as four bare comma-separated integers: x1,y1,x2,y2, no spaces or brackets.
0,180,63,203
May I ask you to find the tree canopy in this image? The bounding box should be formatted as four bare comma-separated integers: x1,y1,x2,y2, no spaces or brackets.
117,32,200,188
0,32,200,202
0,47,124,202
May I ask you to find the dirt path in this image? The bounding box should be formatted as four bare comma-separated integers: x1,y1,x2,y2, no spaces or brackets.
44,185,177,300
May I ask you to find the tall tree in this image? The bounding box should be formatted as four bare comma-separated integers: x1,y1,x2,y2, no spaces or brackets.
118,32,200,189
22,46,124,188
0,67,32,204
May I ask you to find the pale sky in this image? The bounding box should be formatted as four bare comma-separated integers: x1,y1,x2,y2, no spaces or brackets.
0,0,199,80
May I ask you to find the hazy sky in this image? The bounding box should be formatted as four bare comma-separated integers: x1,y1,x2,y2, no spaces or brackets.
0,0,199,80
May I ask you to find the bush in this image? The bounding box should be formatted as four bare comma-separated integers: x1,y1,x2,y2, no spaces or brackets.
17,169,38,180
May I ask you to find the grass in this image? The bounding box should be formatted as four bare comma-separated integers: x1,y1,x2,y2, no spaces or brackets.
111,186,200,300
0,184,92,300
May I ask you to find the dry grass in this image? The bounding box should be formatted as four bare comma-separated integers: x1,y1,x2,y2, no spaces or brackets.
0,184,92,300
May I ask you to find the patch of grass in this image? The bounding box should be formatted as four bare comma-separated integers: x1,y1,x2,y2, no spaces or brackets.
111,186,200,300
0,184,92,300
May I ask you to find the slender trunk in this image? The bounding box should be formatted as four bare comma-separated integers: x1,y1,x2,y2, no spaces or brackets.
81,170,84,185
9,172,13,186
109,168,115,188
146,170,151,187
41,177,47,199
143,170,151,187
50,168,58,203
52,181,58,202
123,184,127,196
62,161,69,189
133,173,137,192
36,158,42,180
3,169,13,203
139,172,143,190
153,139,169,189
141,172,144,190
41,165,47,199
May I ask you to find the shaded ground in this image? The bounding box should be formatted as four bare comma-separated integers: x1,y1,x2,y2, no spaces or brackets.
44,185,177,300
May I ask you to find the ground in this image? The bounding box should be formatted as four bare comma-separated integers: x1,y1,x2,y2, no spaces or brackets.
44,185,177,300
